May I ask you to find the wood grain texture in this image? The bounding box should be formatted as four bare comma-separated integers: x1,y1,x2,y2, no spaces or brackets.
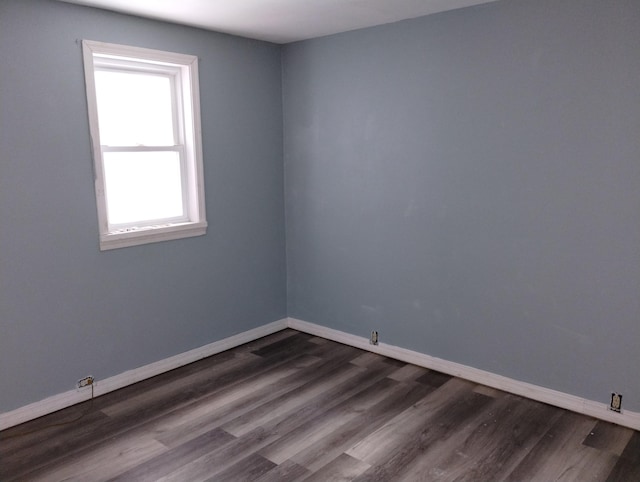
302,453,370,482
1,329,638,481
350,387,496,481
290,381,433,472
253,459,310,482
583,421,635,456
606,431,640,482
110,428,235,481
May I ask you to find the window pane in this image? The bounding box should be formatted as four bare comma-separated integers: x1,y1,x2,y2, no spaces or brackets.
95,71,175,146
103,151,184,225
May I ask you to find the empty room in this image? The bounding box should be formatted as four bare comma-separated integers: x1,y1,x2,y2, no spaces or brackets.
1,0,638,480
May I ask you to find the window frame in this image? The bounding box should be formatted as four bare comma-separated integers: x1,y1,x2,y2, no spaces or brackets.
82,40,207,251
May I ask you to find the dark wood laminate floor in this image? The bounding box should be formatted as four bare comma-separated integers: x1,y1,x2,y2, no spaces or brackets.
1,329,638,481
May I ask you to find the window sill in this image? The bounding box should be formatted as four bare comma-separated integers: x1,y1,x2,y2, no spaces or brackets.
99,221,207,251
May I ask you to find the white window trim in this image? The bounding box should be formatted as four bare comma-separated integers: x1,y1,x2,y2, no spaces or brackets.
82,40,207,251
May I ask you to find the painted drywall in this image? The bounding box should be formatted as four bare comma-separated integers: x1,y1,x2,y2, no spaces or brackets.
283,0,640,410
2,0,639,419
0,0,286,412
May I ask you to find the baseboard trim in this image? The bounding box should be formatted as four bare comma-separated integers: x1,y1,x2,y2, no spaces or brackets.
4,317,638,432
0,318,288,431
287,317,640,431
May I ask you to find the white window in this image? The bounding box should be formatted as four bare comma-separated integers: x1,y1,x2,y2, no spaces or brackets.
82,40,207,250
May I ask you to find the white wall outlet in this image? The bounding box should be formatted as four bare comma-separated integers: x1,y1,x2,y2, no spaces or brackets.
609,392,622,413
77,376,95,390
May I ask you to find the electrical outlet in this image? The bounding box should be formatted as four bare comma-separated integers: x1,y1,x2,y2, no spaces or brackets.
370,330,379,346
77,376,95,389
610,392,622,413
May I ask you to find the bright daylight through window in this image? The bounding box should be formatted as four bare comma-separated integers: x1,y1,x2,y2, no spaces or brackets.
83,40,207,250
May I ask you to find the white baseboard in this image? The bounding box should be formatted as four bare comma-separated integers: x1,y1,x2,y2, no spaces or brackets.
0,318,288,431
4,316,638,432
287,317,640,431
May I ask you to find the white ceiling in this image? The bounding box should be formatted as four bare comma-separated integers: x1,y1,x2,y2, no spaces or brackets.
59,0,500,44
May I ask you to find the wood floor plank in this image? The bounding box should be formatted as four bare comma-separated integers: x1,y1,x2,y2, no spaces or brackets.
583,420,635,457
606,431,640,482
160,362,405,481
241,362,401,444
151,363,304,447
549,445,619,482
349,352,403,369
6,353,308,479
153,431,259,482
250,332,316,359
221,364,364,437
349,352,385,367
151,351,354,448
1,338,296,479
27,432,168,482
0,401,148,478
103,338,311,419
253,459,311,482
509,443,618,482
290,380,433,472
0,400,110,458
108,428,235,481
503,411,599,481
101,354,273,418
221,345,367,437
346,377,476,464
233,329,300,354
205,452,276,482
112,348,314,433
135,350,329,451
150,357,333,446
94,349,237,412
415,369,454,388
154,362,395,481
387,363,430,382
397,394,563,481
350,388,496,481
473,384,503,398
508,443,617,482
259,377,402,465
2,329,638,482
301,453,370,482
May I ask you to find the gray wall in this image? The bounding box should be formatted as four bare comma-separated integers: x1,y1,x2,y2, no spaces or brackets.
2,0,639,416
0,0,286,411
283,0,640,410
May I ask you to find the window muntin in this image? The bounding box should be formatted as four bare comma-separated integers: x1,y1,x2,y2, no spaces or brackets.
83,40,207,250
